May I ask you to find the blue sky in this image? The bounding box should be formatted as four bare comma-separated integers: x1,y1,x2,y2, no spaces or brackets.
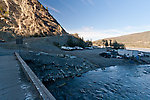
39,0,150,41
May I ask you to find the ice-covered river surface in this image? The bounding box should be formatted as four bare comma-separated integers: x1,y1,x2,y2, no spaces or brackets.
46,65,150,100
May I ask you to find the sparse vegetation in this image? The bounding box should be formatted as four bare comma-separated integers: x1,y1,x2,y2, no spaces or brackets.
40,4,43,11
86,40,93,46
46,7,48,11
32,33,39,37
0,6,4,15
0,6,9,17
67,36,74,47
30,33,47,37
97,39,125,49
4,11,9,16
101,39,109,47
67,35,87,48
105,40,109,47
111,40,125,49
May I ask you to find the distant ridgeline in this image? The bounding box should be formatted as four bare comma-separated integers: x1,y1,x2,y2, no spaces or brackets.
0,0,67,41
94,31,150,48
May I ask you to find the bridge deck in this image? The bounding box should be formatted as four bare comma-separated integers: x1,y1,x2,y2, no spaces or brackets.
0,48,39,99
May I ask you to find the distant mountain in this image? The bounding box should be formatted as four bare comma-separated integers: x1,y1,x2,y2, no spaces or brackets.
0,0,67,40
94,31,150,48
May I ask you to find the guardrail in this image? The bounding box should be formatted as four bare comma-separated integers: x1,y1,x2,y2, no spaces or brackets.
15,52,56,100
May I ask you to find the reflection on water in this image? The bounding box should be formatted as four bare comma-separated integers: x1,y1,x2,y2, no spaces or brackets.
46,65,150,100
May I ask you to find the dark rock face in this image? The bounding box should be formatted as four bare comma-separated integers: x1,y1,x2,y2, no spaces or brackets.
0,0,67,38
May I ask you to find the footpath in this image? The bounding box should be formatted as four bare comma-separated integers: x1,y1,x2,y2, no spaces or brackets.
0,47,39,100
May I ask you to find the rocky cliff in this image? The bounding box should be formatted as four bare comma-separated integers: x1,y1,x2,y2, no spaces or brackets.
0,0,67,39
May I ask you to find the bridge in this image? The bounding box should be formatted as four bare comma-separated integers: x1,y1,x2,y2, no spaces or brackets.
0,47,55,100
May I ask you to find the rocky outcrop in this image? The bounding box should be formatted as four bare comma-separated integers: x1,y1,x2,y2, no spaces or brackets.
0,0,67,38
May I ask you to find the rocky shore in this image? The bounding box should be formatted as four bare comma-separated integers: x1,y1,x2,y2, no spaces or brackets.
20,51,98,83
19,48,150,84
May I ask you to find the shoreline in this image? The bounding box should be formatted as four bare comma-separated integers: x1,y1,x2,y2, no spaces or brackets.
1,42,150,67
1,42,150,78
20,51,99,83
19,49,150,84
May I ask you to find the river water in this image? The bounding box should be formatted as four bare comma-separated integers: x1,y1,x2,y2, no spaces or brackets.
127,47,150,52
46,65,150,100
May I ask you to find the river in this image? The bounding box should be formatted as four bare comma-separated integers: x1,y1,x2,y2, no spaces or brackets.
45,65,150,100
127,47,150,52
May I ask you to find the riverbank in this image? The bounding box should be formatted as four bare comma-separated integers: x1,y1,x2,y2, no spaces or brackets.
20,51,98,83
18,50,150,100
19,48,150,83
1,41,150,100
1,39,150,82
63,49,142,67
1,37,150,68
1,41,150,71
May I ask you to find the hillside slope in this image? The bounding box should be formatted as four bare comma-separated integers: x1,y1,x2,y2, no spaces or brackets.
94,31,150,48
0,0,67,40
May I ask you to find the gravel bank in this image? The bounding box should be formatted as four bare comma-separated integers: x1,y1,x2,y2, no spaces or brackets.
20,51,98,83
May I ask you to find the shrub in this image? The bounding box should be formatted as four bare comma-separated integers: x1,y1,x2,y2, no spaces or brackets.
112,40,125,49
67,36,75,47
86,40,93,46
66,36,87,48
